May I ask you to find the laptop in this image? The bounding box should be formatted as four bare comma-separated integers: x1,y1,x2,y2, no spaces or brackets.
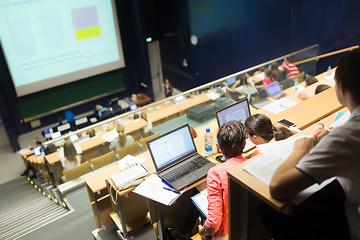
33,145,47,156
267,81,286,100
147,124,215,191
215,98,256,153
225,76,237,88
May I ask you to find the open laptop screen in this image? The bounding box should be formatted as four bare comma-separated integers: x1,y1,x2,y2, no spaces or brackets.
216,98,251,127
147,125,196,171
226,76,237,87
267,81,282,96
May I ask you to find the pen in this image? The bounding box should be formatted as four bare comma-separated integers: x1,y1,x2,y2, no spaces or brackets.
163,187,180,194
314,141,319,146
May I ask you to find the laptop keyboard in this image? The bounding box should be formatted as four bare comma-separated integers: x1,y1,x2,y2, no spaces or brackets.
162,157,209,182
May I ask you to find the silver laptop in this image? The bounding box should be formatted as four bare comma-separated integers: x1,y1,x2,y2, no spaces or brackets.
267,81,286,100
215,98,256,153
147,124,215,191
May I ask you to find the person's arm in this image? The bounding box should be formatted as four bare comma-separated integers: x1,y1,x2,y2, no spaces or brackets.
269,137,316,199
298,93,309,100
202,170,223,236
231,80,241,91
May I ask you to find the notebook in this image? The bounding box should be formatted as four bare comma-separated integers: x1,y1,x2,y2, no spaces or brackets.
267,81,286,100
215,98,256,153
147,124,215,191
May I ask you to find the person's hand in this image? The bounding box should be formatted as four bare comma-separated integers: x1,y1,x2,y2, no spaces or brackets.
298,93,308,100
313,128,330,142
198,225,212,240
292,136,315,157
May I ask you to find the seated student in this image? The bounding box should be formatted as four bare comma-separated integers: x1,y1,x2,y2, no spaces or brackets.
298,84,331,100
133,113,140,120
256,69,276,90
245,114,294,144
61,141,81,170
225,74,257,101
270,62,282,81
140,112,153,135
279,56,300,79
109,132,135,151
304,75,318,87
266,49,360,240
198,120,248,240
44,143,57,155
245,114,294,158
87,129,96,138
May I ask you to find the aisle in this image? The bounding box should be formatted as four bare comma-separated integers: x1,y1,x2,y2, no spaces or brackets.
0,177,72,240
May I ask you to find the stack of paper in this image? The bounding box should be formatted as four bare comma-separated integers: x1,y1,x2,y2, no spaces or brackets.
263,98,297,114
111,164,148,189
243,136,337,205
101,129,118,142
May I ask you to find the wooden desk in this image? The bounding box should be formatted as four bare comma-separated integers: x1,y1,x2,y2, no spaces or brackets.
283,78,335,103
85,151,155,229
44,119,148,184
272,87,343,130
227,109,345,239
145,92,218,125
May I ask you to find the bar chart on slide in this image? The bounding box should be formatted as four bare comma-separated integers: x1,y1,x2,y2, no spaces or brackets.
71,5,101,41
0,0,125,96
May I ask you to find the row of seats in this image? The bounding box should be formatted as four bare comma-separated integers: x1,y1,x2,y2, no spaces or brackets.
61,132,160,182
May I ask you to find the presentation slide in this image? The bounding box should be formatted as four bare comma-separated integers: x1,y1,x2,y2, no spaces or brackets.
0,0,125,97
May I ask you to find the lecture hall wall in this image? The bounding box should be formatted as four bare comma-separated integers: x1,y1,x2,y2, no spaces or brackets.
145,0,360,91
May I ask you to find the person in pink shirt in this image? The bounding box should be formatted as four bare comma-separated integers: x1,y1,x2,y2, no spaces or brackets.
198,121,248,240
255,69,276,91
280,56,300,79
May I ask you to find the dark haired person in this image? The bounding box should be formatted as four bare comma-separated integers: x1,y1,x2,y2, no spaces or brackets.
255,69,276,91
304,75,319,87
44,143,57,155
270,62,281,81
267,50,360,239
245,114,294,145
280,56,300,79
225,74,257,101
198,121,248,240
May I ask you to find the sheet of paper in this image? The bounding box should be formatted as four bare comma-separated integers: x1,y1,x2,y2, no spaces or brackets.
206,92,220,100
101,129,118,142
75,145,82,154
254,72,265,80
18,148,31,155
263,98,297,114
59,147,64,158
330,111,350,129
245,136,310,185
244,135,335,204
133,174,183,206
111,164,148,189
